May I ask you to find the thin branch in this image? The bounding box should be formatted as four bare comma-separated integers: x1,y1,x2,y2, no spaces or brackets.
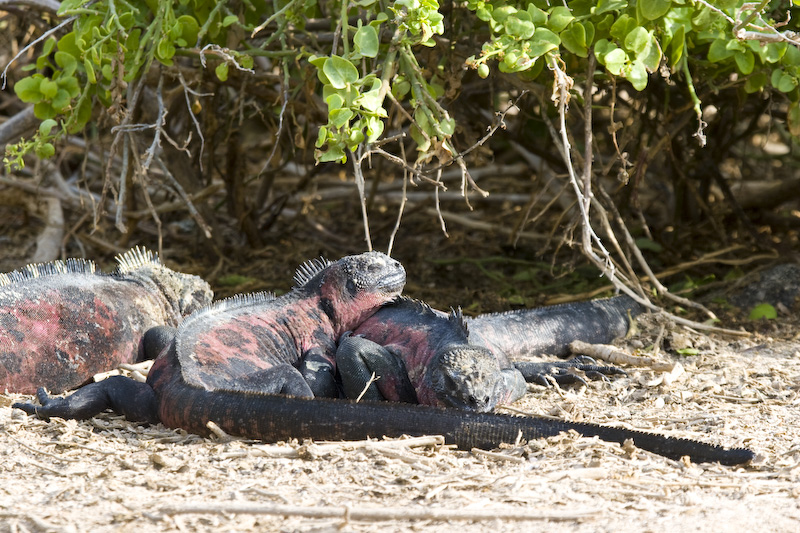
154,156,212,239
386,141,409,256
351,146,373,250
159,502,599,522
1,15,78,90
176,70,207,172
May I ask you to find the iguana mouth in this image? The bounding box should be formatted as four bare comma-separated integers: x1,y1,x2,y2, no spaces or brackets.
379,270,406,293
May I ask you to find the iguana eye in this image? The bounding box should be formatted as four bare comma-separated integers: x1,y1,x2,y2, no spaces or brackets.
346,279,358,296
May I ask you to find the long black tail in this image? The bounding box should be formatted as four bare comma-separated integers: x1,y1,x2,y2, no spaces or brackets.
166,386,753,466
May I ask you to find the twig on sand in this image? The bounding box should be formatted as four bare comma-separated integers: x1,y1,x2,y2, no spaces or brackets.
158,501,600,522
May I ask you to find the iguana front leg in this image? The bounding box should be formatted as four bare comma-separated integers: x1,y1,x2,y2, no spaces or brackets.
515,356,627,387
335,334,418,403
296,348,340,399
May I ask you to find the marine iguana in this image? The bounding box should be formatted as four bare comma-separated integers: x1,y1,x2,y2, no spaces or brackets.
13,254,752,465
0,247,212,394
336,298,626,412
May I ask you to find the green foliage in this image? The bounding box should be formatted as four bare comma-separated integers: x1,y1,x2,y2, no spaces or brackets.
749,303,777,320
5,0,800,170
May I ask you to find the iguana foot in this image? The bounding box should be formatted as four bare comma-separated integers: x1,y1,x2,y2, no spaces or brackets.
297,350,340,398
336,334,418,403
12,376,159,423
515,356,626,387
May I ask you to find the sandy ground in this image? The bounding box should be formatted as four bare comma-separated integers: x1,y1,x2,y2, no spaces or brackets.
1,319,799,533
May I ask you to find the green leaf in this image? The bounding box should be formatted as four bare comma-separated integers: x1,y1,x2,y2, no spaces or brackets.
409,124,430,152
364,115,384,143
625,59,648,90
54,51,77,77
59,75,80,98
604,48,627,75
669,25,685,66
772,69,798,93
83,58,97,83
639,34,662,72
317,143,346,163
35,142,56,159
392,77,411,98
547,6,573,33
222,14,239,27
71,97,92,132
610,15,636,41
504,16,536,39
560,22,588,57
347,127,364,149
675,348,699,356
744,71,767,93
528,27,560,57
749,303,777,320
33,101,57,120
14,77,43,103
326,92,345,110
323,55,359,90
639,0,671,21
41,37,56,57
215,62,229,81
734,50,755,75
329,108,353,128
624,26,650,55
39,79,58,99
594,38,614,59
594,0,627,15
527,5,547,25
708,39,734,63
178,15,200,45
51,89,71,112
159,39,176,63
354,25,379,58
316,126,328,148
58,0,89,13
38,119,58,136
491,6,517,24
355,89,385,114
440,117,455,136
782,44,800,67
505,14,535,39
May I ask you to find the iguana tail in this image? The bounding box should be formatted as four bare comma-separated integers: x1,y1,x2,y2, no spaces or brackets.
160,384,753,466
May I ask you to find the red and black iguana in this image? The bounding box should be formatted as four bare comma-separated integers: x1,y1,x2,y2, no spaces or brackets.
336,296,632,411
0,247,212,394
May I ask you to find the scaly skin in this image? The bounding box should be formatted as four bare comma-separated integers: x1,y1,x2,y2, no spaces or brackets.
13,261,753,465
0,248,212,394
465,295,645,359
337,298,527,411
336,297,632,411
14,251,406,419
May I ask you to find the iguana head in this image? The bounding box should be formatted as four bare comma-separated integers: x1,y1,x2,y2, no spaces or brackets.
429,346,508,412
295,251,406,334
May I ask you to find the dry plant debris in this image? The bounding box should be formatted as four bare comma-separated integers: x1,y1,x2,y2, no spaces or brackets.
2,318,800,532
